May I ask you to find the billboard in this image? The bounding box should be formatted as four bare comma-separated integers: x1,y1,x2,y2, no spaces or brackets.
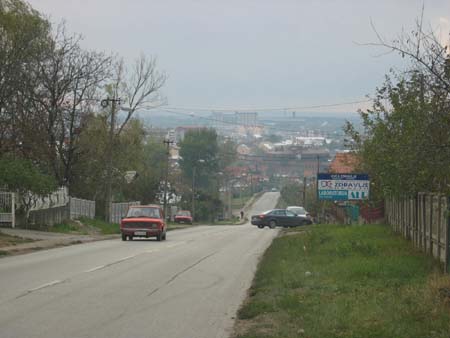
317,173,370,201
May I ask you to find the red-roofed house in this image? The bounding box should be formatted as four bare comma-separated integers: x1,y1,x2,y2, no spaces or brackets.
328,152,359,174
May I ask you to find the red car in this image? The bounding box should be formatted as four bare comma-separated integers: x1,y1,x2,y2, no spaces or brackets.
120,205,167,241
174,210,193,224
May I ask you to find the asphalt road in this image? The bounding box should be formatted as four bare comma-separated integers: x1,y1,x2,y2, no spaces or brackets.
0,192,280,338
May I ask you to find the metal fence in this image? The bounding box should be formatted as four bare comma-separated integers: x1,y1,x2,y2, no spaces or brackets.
386,193,450,271
110,201,140,224
70,198,95,220
0,192,15,227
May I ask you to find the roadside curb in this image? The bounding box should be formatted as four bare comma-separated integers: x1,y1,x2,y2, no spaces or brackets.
0,234,119,256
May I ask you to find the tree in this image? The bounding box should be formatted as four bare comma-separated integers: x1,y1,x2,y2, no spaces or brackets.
345,14,450,198
218,138,237,172
119,135,166,204
346,71,450,198
367,11,450,96
179,129,221,221
70,115,166,217
179,128,219,189
0,0,50,154
27,24,111,189
0,157,57,221
102,54,167,221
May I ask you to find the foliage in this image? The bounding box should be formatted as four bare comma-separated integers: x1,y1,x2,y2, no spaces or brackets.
0,157,56,195
218,138,237,171
177,129,223,221
280,182,303,206
346,70,450,198
179,128,219,188
0,0,167,216
119,136,166,204
79,217,119,235
0,157,57,216
0,0,50,153
345,19,450,198
70,116,165,208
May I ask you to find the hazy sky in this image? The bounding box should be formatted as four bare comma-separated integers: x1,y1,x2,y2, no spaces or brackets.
27,0,450,114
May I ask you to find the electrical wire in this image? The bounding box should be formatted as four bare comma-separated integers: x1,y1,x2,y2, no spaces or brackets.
163,99,371,112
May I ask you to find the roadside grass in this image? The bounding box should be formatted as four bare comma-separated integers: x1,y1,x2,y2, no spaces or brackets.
49,221,89,235
49,218,119,235
0,233,35,248
78,217,119,235
234,224,450,338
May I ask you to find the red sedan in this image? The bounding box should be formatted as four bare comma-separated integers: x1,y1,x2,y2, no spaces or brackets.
174,210,193,224
120,205,167,241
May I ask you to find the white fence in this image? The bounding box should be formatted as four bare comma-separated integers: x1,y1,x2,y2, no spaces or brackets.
0,192,15,228
29,205,69,227
69,198,95,220
30,187,69,211
111,201,140,224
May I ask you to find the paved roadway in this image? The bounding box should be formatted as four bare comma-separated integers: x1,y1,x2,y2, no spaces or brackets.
0,192,279,338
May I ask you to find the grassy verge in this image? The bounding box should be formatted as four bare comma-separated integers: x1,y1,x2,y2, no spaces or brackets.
78,217,119,234
0,233,35,248
49,222,89,235
234,224,450,338
49,218,119,235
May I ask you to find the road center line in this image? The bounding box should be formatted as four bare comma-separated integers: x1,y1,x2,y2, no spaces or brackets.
83,242,186,274
84,265,106,273
29,280,64,292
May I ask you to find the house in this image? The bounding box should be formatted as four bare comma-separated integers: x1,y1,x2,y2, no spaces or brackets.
328,152,359,174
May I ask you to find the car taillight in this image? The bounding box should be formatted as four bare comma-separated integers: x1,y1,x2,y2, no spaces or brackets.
259,215,265,219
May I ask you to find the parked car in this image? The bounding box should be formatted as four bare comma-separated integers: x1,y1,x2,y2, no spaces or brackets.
120,205,167,241
251,209,312,228
174,210,193,224
286,206,312,222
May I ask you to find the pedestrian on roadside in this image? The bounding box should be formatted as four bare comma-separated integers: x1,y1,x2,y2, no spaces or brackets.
240,210,244,220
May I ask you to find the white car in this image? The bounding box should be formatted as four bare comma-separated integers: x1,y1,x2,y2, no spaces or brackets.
286,206,311,221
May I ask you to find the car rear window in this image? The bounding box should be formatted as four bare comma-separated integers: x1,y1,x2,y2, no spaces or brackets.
289,207,306,214
177,211,191,216
126,207,161,218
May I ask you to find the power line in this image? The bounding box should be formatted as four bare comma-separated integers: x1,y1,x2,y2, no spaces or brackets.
163,99,371,112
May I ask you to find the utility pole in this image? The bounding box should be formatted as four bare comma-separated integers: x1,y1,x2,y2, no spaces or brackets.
192,166,196,221
303,176,307,207
102,97,121,223
163,138,174,220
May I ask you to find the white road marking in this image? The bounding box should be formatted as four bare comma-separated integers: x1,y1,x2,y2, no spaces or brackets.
84,265,106,273
28,280,63,292
83,242,186,274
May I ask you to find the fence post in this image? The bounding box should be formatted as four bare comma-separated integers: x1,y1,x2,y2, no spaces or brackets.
437,196,442,264
446,196,450,273
429,195,433,256
11,193,15,228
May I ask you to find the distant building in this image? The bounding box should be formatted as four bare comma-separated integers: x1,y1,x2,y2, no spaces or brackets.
236,112,258,126
237,144,251,155
301,148,330,177
328,152,360,174
210,112,258,130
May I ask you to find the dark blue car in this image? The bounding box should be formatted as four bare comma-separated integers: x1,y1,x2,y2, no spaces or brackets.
251,209,312,228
